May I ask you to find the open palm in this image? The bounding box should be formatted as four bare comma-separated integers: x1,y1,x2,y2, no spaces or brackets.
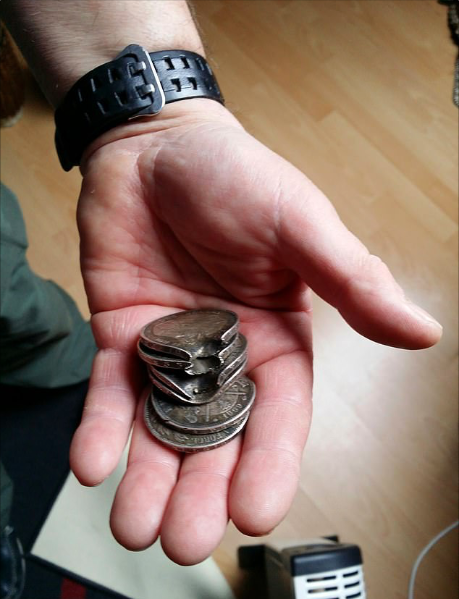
69,100,440,565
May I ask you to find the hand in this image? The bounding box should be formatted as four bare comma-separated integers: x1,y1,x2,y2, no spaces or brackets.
69,99,441,565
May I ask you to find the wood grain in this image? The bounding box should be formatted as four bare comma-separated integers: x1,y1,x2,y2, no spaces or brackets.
1,1,457,598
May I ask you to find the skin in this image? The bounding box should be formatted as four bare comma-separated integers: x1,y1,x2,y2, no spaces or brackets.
67,99,442,565
1,0,442,566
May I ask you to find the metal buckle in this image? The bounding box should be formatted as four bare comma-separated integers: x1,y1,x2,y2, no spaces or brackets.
116,44,165,117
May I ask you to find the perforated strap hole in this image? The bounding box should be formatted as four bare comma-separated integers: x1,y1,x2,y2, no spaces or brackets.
171,78,181,92
115,90,128,105
109,68,121,82
97,98,110,114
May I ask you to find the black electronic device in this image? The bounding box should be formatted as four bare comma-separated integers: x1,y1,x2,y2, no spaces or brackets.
238,536,366,599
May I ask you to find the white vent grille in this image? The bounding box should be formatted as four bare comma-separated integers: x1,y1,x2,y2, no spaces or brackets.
293,564,366,599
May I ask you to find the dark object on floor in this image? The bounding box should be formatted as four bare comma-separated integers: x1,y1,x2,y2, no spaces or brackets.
238,537,365,599
0,526,25,599
0,383,87,551
0,382,130,599
23,557,129,599
439,0,459,107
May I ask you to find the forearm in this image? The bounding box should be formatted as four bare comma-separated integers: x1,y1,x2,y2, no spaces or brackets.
1,0,204,107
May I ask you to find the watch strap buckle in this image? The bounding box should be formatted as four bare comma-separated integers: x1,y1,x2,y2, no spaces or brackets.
116,45,165,116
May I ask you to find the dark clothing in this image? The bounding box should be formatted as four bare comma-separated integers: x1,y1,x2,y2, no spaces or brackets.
0,183,96,388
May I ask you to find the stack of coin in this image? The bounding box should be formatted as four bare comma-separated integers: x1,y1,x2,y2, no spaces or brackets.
138,309,256,453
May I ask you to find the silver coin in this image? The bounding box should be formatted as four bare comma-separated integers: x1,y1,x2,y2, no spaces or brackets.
148,353,247,405
139,333,240,375
148,358,247,405
151,376,256,434
137,340,191,369
149,334,247,400
216,334,248,386
140,309,239,362
144,398,249,452
217,333,240,362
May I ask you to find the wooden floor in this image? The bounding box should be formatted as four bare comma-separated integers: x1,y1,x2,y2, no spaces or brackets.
1,1,457,598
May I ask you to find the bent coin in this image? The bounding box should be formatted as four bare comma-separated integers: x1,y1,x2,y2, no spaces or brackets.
137,340,191,369
151,376,256,434
148,358,247,405
140,309,238,360
149,334,247,400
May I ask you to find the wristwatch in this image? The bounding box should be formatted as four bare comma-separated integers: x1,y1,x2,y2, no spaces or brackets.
54,44,224,171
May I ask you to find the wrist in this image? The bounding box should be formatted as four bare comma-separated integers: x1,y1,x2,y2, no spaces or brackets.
81,98,240,170
54,45,226,171
1,0,204,107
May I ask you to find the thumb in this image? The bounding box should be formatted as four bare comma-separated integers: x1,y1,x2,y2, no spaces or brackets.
276,175,442,350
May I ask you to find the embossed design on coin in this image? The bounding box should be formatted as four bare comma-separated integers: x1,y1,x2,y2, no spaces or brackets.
151,376,256,433
144,398,249,452
140,309,238,360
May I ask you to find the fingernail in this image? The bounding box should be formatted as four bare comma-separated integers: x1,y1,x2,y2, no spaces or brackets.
405,301,443,330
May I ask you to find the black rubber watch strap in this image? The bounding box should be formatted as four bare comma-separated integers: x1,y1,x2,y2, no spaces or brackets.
150,50,223,104
54,45,224,171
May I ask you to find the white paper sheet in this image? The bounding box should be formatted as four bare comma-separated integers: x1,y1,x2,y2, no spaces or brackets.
31,450,235,599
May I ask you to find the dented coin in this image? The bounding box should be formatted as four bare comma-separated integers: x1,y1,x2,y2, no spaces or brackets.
151,376,256,434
